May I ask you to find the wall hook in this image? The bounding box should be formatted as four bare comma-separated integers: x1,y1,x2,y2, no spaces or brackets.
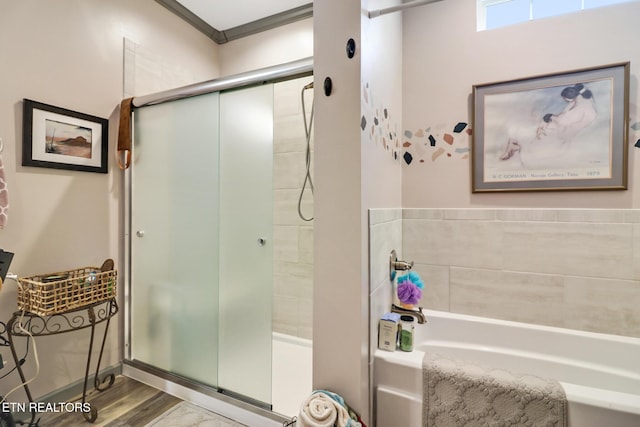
346,38,356,58
323,77,333,96
390,249,413,280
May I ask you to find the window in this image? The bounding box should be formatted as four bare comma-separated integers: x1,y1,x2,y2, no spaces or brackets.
477,0,637,30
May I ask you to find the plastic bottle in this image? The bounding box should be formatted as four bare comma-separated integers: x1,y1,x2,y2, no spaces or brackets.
399,315,414,352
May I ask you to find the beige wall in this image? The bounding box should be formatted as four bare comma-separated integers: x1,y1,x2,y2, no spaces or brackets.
218,18,313,76
313,0,366,420
401,0,640,208
0,0,219,400
313,0,404,423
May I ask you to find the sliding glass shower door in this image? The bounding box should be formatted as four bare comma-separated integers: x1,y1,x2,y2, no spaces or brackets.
218,85,274,404
131,93,221,388
130,85,273,405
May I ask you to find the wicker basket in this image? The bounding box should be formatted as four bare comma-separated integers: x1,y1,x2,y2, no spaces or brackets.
17,267,117,316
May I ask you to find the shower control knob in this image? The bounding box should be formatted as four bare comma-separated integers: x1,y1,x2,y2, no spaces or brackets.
136,230,145,238
257,238,266,247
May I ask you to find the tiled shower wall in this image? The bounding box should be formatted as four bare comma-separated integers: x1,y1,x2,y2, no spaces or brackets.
370,208,640,339
272,77,314,340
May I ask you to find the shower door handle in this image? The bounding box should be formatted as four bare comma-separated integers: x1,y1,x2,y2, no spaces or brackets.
136,230,145,238
257,238,266,247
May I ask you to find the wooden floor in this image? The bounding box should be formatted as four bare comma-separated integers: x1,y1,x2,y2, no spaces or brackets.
34,376,182,427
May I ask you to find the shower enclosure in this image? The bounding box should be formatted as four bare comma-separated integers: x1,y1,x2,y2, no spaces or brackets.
124,59,313,414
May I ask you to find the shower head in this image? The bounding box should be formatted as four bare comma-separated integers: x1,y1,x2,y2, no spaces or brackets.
303,82,314,90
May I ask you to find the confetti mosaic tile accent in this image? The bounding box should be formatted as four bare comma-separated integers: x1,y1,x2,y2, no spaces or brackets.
399,119,640,166
401,122,472,165
361,88,640,166
632,122,640,149
361,82,401,161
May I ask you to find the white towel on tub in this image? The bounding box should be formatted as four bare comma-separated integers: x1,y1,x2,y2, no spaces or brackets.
297,391,363,427
423,352,567,427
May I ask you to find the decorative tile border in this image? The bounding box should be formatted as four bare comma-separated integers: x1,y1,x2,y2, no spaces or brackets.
401,120,640,166
361,82,401,161
361,80,640,166
633,121,640,148
402,122,472,165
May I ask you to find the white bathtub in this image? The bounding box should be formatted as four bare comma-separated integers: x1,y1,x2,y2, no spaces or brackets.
374,310,640,427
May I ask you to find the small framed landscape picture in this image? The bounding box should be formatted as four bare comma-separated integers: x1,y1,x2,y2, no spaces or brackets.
22,99,109,173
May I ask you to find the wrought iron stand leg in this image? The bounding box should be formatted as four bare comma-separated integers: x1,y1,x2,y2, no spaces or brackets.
93,299,116,391
82,307,98,423
6,314,38,427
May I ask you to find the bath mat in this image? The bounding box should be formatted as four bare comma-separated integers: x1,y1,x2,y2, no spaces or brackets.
423,353,567,427
144,401,248,427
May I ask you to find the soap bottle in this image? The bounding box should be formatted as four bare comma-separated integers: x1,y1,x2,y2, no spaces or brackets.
399,315,414,352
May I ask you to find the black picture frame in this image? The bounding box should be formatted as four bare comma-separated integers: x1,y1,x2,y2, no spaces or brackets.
22,99,109,173
472,62,629,192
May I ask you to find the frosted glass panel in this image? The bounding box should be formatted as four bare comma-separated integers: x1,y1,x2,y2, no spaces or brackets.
131,93,220,388
218,85,274,404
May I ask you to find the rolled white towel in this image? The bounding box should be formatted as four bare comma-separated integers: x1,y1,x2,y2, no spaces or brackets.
297,392,355,427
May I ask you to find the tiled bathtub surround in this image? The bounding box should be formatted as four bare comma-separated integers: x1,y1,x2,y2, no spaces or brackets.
369,209,403,364
370,208,640,339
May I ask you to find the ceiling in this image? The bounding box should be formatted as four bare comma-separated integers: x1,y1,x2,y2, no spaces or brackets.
156,0,313,44
176,0,312,30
